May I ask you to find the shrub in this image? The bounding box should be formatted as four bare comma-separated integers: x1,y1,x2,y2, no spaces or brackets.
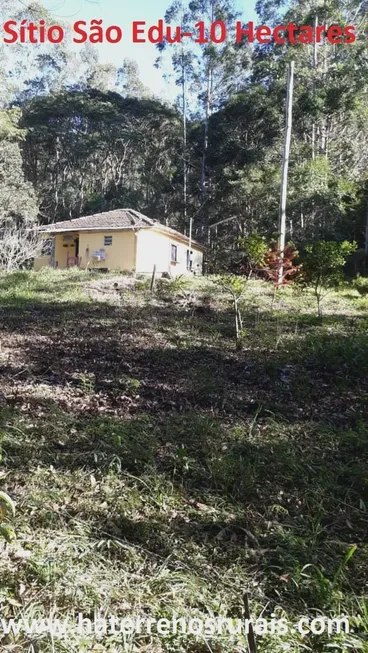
353,274,368,296
298,240,357,319
0,435,15,542
156,275,189,294
263,241,301,286
238,232,268,279
214,274,248,348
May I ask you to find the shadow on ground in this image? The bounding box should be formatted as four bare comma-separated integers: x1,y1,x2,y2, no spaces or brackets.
0,289,367,617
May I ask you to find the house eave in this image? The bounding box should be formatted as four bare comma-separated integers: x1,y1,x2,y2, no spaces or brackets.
151,226,205,251
39,223,205,251
39,225,149,234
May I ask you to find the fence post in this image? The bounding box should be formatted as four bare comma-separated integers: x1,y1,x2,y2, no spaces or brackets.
150,265,157,292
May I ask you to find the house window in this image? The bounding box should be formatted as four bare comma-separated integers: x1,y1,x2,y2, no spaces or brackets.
171,244,178,262
104,236,113,246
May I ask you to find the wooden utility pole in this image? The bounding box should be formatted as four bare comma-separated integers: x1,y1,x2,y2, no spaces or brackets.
181,0,188,243
278,61,295,285
183,72,188,231
311,14,318,160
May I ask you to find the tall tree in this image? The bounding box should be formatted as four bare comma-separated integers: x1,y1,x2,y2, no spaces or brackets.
0,109,38,228
159,0,250,237
21,90,182,222
186,0,249,233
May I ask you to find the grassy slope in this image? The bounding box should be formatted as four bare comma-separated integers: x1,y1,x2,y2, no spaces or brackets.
0,269,367,652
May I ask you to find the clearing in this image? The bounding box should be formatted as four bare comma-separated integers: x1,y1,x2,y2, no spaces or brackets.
0,269,367,652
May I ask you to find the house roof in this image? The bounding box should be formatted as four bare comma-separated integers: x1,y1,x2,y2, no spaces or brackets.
41,208,204,250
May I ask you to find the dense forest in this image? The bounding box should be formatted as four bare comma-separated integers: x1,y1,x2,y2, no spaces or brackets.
0,0,368,252
1,0,368,260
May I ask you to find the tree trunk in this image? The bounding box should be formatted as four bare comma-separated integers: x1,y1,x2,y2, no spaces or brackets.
278,61,295,284
200,65,212,210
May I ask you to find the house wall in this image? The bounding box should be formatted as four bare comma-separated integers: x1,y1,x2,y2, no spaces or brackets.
187,243,204,276
54,233,79,269
78,230,136,271
35,227,203,275
136,228,203,277
47,230,136,271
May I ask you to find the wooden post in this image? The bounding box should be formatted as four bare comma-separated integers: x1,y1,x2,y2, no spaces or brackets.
278,61,295,285
150,264,156,292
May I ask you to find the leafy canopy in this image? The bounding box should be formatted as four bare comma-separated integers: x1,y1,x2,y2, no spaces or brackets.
301,240,357,290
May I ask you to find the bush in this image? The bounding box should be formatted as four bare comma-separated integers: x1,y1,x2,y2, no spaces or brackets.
214,274,248,348
353,274,368,296
263,241,300,286
298,240,357,319
156,275,189,294
238,232,268,278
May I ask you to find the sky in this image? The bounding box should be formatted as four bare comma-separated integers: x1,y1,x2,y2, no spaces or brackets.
41,0,258,99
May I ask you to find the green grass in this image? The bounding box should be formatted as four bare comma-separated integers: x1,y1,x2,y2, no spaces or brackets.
0,269,367,652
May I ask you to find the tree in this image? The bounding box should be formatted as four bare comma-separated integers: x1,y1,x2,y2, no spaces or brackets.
299,240,357,319
263,241,300,286
250,0,368,246
0,109,38,228
205,86,282,254
21,90,182,222
159,0,250,237
188,0,249,232
215,274,248,348
238,232,268,279
0,224,42,272
156,1,196,234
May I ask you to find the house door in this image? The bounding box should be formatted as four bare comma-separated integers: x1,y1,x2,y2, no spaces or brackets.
66,238,79,268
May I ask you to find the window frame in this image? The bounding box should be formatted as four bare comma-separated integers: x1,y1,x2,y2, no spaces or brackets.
104,235,113,246
171,243,178,263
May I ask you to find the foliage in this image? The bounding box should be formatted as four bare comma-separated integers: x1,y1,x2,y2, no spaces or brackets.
0,109,38,229
156,274,189,294
0,225,42,272
0,489,15,543
298,240,357,318
214,273,247,297
0,0,367,254
238,235,300,287
21,90,182,223
0,437,15,543
353,274,368,296
238,232,268,278
263,241,301,286
214,274,248,347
